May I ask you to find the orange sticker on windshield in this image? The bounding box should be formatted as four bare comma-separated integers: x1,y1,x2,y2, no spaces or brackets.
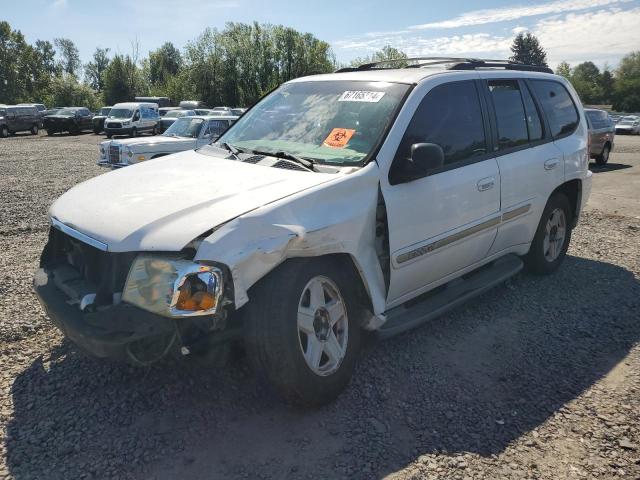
323,128,355,148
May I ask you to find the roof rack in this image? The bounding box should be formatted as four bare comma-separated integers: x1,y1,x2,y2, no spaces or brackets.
335,57,554,74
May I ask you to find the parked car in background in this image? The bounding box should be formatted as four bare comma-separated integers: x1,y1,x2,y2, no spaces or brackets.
43,107,64,117
104,102,159,138
97,115,238,168
135,96,171,108
585,108,615,165
92,106,112,134
1,105,41,137
231,108,246,116
158,109,196,132
43,107,93,135
35,59,591,405
19,103,47,127
179,100,208,110
615,116,640,135
159,107,181,117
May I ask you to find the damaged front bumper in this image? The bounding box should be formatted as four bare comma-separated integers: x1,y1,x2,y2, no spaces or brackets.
34,268,177,361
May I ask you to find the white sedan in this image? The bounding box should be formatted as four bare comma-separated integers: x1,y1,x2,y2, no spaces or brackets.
97,115,238,168
615,116,640,135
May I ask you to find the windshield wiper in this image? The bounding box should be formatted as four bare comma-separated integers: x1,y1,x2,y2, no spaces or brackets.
250,149,316,171
218,142,244,161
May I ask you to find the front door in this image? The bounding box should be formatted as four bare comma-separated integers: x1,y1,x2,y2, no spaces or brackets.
381,80,501,308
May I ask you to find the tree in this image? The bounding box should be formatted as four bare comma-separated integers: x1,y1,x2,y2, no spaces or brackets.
149,42,182,87
556,61,571,78
54,38,81,77
612,51,640,112
102,53,145,104
0,21,30,103
571,61,604,105
510,33,547,67
599,66,615,104
84,47,110,92
46,74,100,110
351,45,408,67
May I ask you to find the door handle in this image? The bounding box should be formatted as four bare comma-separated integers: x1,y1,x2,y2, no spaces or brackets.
477,176,495,192
544,158,560,170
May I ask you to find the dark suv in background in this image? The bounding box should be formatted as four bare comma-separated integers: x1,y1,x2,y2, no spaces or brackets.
0,105,40,138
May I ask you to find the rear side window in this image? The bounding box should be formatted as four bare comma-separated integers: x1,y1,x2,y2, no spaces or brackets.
530,80,579,138
488,80,529,149
586,110,609,129
395,81,487,167
521,84,543,141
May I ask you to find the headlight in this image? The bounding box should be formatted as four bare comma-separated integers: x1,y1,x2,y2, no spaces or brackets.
100,145,106,155
122,255,223,318
125,147,133,158
122,120,130,126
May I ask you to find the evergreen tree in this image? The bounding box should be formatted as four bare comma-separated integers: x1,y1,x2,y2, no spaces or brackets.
84,47,110,92
509,33,548,67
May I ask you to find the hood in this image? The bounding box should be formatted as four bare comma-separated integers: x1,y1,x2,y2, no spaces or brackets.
50,150,337,252
107,136,195,148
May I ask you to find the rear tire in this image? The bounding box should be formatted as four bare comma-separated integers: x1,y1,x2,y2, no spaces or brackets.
524,193,572,275
244,258,362,406
595,144,610,165
31,124,39,135
46,130,54,136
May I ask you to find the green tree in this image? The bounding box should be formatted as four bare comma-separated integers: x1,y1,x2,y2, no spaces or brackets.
351,45,408,67
54,38,81,77
556,61,571,78
598,66,615,104
84,47,110,92
571,61,604,104
612,51,640,112
0,21,31,103
102,53,145,104
148,42,182,87
510,33,547,67
46,74,100,110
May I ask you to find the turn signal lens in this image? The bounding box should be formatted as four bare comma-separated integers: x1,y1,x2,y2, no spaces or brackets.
175,273,218,312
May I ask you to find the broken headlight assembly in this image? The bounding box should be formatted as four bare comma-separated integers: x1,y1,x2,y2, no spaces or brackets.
122,255,224,318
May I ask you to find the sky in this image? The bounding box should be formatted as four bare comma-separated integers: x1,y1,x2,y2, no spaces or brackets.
3,0,640,69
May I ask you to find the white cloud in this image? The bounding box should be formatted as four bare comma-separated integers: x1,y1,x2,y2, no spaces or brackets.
51,0,67,9
333,5,640,68
408,0,630,29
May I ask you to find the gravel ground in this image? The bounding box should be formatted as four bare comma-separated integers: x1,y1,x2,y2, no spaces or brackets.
1,132,639,480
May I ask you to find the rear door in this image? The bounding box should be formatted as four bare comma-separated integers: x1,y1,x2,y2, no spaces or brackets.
482,78,565,254
381,79,501,307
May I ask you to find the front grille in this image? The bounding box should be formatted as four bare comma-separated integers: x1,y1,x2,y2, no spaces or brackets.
109,122,122,129
109,145,120,164
42,227,136,306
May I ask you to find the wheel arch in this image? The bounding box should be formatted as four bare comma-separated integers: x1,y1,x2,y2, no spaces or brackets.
551,179,582,228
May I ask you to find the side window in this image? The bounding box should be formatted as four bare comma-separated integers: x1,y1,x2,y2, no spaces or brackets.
530,80,579,138
521,83,543,141
488,80,528,149
395,81,487,167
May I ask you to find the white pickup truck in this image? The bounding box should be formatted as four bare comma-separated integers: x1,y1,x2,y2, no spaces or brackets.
97,115,237,167
35,58,591,405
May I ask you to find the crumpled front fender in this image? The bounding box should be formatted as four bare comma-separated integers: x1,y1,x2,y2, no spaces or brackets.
194,162,387,328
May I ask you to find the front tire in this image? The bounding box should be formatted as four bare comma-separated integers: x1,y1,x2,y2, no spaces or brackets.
130,128,137,138
106,133,112,139
244,258,362,406
524,193,572,275
46,129,54,136
595,144,610,165
31,124,39,135
0,126,8,138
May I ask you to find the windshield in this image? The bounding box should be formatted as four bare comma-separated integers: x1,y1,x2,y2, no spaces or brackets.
109,108,133,119
99,107,111,115
211,80,410,165
58,109,78,115
163,118,204,138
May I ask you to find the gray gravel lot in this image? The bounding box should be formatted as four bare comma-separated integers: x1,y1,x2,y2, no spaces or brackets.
1,132,639,479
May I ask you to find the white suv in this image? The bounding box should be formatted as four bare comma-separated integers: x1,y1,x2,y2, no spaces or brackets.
34,59,591,405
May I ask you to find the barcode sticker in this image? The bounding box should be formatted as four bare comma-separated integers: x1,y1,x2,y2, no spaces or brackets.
338,91,386,103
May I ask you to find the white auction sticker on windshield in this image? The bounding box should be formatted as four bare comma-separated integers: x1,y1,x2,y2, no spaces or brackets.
338,91,386,103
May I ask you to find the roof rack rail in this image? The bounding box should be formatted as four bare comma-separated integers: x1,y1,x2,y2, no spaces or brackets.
335,57,554,74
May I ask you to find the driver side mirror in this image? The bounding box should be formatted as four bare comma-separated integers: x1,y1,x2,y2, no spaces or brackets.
133,112,141,121
390,143,445,184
